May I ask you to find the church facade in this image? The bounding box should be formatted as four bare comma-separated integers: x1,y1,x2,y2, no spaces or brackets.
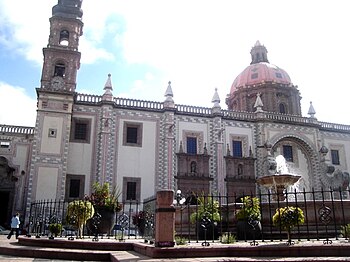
1,0,350,226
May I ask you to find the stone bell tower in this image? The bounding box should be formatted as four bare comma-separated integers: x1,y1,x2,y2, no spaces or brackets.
26,0,84,212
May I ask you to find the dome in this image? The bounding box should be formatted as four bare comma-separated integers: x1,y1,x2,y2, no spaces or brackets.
230,62,292,94
229,41,292,95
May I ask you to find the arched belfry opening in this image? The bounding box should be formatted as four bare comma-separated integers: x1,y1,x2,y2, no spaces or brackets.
54,62,66,77
59,30,69,46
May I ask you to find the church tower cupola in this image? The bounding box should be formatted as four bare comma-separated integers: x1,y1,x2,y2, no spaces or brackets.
250,40,269,64
40,0,84,92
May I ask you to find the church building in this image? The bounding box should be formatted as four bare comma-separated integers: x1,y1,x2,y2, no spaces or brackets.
0,0,349,226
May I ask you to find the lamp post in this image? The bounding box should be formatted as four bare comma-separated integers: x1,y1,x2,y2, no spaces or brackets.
173,190,186,239
173,190,186,206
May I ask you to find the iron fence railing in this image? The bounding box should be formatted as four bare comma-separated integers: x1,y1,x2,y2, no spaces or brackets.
26,199,154,241
173,188,350,245
26,188,350,245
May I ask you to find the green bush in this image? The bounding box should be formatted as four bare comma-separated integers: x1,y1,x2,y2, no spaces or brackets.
175,236,187,245
272,206,304,231
48,223,62,237
190,196,221,224
340,224,350,238
220,232,236,244
67,200,94,227
235,196,261,221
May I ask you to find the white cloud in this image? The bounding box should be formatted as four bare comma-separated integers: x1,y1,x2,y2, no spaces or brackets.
0,0,349,126
0,82,36,126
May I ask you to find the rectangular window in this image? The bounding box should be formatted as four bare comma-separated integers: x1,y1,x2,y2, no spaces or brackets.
65,174,85,201
123,122,143,147
69,179,81,198
187,137,197,154
331,150,340,165
123,177,141,202
126,127,138,144
283,145,293,162
126,181,137,200
232,140,243,157
70,118,91,143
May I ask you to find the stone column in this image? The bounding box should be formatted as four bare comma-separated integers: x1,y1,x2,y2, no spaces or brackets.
155,190,175,247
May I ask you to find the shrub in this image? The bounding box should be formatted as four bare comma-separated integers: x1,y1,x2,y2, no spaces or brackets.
272,206,304,231
190,196,221,224
48,223,62,237
340,223,350,238
235,196,261,221
220,232,236,244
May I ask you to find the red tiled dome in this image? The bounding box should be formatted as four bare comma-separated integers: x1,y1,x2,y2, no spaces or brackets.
230,62,292,94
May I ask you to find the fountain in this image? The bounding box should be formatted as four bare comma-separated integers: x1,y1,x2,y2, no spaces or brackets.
256,155,301,201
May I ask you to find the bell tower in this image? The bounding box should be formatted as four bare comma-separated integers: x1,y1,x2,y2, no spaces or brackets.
26,0,84,212
40,0,83,92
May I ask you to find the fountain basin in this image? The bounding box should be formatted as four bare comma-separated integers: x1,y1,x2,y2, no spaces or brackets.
256,174,301,201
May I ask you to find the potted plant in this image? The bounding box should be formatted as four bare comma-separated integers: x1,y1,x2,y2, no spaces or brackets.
272,206,304,244
190,196,221,240
48,223,62,239
132,211,149,236
66,200,94,238
85,182,122,234
235,196,261,240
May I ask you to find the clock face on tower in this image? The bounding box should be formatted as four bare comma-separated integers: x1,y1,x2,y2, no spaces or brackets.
51,76,65,90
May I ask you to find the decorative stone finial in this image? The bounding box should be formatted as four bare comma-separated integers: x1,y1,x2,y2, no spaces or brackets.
102,73,113,101
254,93,264,112
211,88,221,112
308,101,316,118
164,81,175,108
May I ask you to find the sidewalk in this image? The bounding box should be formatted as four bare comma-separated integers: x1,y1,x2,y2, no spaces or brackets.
1,235,350,261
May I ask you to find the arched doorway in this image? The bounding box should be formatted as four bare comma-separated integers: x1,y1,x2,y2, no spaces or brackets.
0,156,16,228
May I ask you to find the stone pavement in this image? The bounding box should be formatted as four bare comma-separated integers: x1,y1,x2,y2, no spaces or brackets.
2,236,350,261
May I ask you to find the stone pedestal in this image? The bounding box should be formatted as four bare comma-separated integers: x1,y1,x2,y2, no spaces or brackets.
155,190,175,247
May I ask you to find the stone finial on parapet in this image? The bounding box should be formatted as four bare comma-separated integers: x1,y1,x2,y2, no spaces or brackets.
155,190,175,247
164,81,175,109
102,73,113,101
211,88,221,114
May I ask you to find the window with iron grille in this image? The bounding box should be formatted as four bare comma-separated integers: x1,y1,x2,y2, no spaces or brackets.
123,177,141,202
65,174,85,200
70,118,91,143
123,122,143,147
283,145,293,162
232,140,243,157
331,150,340,165
187,137,197,154
126,181,137,200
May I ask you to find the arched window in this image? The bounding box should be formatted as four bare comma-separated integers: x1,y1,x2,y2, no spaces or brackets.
54,63,66,77
279,103,286,114
59,30,69,46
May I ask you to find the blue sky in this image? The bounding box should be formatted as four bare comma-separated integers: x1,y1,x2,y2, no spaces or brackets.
0,0,349,126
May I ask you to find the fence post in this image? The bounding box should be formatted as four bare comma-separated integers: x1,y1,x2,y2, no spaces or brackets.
155,190,175,247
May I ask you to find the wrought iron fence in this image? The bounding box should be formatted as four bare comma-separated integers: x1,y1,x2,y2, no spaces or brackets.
26,188,350,245
174,188,350,245
27,199,156,241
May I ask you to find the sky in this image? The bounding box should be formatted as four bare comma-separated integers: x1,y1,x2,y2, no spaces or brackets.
0,0,349,127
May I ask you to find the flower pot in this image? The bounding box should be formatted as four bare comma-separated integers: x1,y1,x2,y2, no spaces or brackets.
236,220,261,240
87,208,116,235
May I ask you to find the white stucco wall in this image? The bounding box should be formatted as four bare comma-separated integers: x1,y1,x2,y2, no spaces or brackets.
116,119,157,201
40,116,64,154
36,166,58,200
